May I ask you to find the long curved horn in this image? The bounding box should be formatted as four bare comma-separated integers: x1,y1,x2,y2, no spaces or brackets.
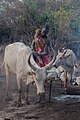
44,49,56,70
28,53,38,71
28,49,56,71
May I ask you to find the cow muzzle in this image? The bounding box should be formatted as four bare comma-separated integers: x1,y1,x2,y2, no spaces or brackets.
39,92,45,103
39,92,45,96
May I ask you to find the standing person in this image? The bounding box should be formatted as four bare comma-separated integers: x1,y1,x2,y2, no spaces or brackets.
31,25,52,87
31,28,41,51
32,25,51,67
31,28,44,67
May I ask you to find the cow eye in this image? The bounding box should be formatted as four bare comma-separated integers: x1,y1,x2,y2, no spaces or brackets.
36,77,40,81
75,65,78,68
60,57,62,59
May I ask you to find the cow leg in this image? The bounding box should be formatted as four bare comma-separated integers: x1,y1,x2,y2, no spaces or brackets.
70,73,73,85
64,71,67,94
17,76,22,107
49,79,52,102
39,93,45,104
25,85,30,105
5,65,10,101
61,80,63,89
35,93,45,104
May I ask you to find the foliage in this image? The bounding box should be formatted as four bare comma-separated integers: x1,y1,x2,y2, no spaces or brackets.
0,0,80,51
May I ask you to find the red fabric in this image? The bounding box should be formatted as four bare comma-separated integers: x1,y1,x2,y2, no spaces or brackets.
36,56,44,67
43,55,50,65
35,37,50,67
38,37,44,52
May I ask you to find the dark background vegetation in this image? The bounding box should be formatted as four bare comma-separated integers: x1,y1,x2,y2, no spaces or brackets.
0,0,80,54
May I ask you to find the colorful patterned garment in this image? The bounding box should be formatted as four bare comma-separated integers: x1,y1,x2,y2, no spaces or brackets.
35,36,50,67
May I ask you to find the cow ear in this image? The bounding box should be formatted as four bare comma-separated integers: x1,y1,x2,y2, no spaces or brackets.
60,57,62,59
64,49,72,57
64,54,71,58
33,72,36,75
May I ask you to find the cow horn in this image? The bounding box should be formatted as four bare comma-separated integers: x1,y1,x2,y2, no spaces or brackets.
44,49,56,70
28,53,38,71
28,49,56,71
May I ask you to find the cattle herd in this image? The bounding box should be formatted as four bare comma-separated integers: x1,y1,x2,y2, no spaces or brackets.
0,42,80,107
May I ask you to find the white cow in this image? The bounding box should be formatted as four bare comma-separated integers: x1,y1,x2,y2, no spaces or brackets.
53,49,77,91
1,42,56,106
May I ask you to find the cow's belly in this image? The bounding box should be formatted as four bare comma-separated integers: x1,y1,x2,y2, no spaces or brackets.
4,45,18,73
4,55,17,73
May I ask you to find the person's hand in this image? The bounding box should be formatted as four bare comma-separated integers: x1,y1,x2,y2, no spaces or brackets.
32,51,38,57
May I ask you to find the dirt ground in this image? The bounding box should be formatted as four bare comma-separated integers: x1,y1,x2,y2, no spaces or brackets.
0,51,80,120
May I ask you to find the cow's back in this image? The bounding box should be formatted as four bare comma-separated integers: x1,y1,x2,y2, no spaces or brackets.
66,51,77,67
4,42,32,74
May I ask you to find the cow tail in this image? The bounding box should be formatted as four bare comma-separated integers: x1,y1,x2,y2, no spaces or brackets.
0,62,4,69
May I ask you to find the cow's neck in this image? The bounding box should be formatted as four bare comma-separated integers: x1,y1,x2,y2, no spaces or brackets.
61,62,73,73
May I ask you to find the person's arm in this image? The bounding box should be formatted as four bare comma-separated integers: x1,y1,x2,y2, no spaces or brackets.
33,41,50,57
38,43,49,56
31,40,35,50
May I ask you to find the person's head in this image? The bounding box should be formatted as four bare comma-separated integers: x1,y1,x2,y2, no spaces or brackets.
41,25,49,37
35,28,41,38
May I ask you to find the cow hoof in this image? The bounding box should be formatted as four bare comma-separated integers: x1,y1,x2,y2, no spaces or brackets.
26,101,30,105
64,88,67,94
17,103,22,107
17,100,22,107
17,104,21,107
39,102,45,108
4,96,10,102
4,97,8,102
40,100,45,104
35,100,40,104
